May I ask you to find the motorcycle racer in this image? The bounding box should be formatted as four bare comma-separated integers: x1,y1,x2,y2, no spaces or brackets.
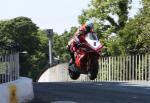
66,21,95,65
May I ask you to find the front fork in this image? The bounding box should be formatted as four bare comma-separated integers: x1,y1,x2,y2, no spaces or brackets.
87,54,91,72
87,53,99,72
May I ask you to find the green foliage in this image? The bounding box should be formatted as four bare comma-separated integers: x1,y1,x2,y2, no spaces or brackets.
27,30,49,80
53,34,68,61
77,0,133,56
77,0,149,56
53,27,78,62
118,1,150,54
0,17,49,81
0,17,39,54
106,37,122,56
0,20,14,44
78,0,131,34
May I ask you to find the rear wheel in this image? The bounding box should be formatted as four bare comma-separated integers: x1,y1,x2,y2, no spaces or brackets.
88,60,99,80
68,64,80,80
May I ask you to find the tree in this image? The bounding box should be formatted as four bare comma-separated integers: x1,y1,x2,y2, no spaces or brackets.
78,0,131,35
118,0,150,54
9,17,40,55
27,30,49,80
53,27,78,62
0,20,14,44
0,17,49,81
78,0,133,56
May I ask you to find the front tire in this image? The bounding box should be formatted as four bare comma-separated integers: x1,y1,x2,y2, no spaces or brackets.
88,60,99,80
68,64,80,80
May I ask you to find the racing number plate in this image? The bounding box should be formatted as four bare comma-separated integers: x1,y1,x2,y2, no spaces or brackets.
94,42,96,46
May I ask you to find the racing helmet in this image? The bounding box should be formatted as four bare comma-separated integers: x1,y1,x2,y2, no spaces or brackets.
86,21,94,28
85,21,94,32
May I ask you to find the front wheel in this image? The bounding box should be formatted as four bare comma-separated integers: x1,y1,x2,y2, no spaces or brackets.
68,64,80,80
88,60,99,80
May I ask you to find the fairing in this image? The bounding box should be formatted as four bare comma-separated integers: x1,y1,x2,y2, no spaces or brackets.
85,33,103,51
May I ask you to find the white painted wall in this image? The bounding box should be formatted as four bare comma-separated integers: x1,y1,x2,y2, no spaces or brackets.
38,63,88,82
38,63,68,82
0,84,9,103
0,77,34,103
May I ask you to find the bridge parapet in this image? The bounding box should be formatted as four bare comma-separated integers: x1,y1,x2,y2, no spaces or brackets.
0,43,19,84
0,43,34,103
38,54,150,82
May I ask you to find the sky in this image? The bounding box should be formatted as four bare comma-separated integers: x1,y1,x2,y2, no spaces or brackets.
0,0,142,34
128,0,142,18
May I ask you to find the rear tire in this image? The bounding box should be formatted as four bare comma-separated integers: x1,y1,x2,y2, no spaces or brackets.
68,64,80,80
88,60,99,80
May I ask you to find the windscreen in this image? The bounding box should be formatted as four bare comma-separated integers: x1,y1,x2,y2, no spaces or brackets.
87,33,98,40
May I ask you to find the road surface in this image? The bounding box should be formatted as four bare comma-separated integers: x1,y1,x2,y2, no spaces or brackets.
30,82,150,103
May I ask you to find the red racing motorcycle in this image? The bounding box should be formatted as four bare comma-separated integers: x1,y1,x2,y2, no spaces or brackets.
68,32,103,80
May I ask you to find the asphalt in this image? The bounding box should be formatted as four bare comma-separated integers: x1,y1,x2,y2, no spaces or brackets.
30,82,150,103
